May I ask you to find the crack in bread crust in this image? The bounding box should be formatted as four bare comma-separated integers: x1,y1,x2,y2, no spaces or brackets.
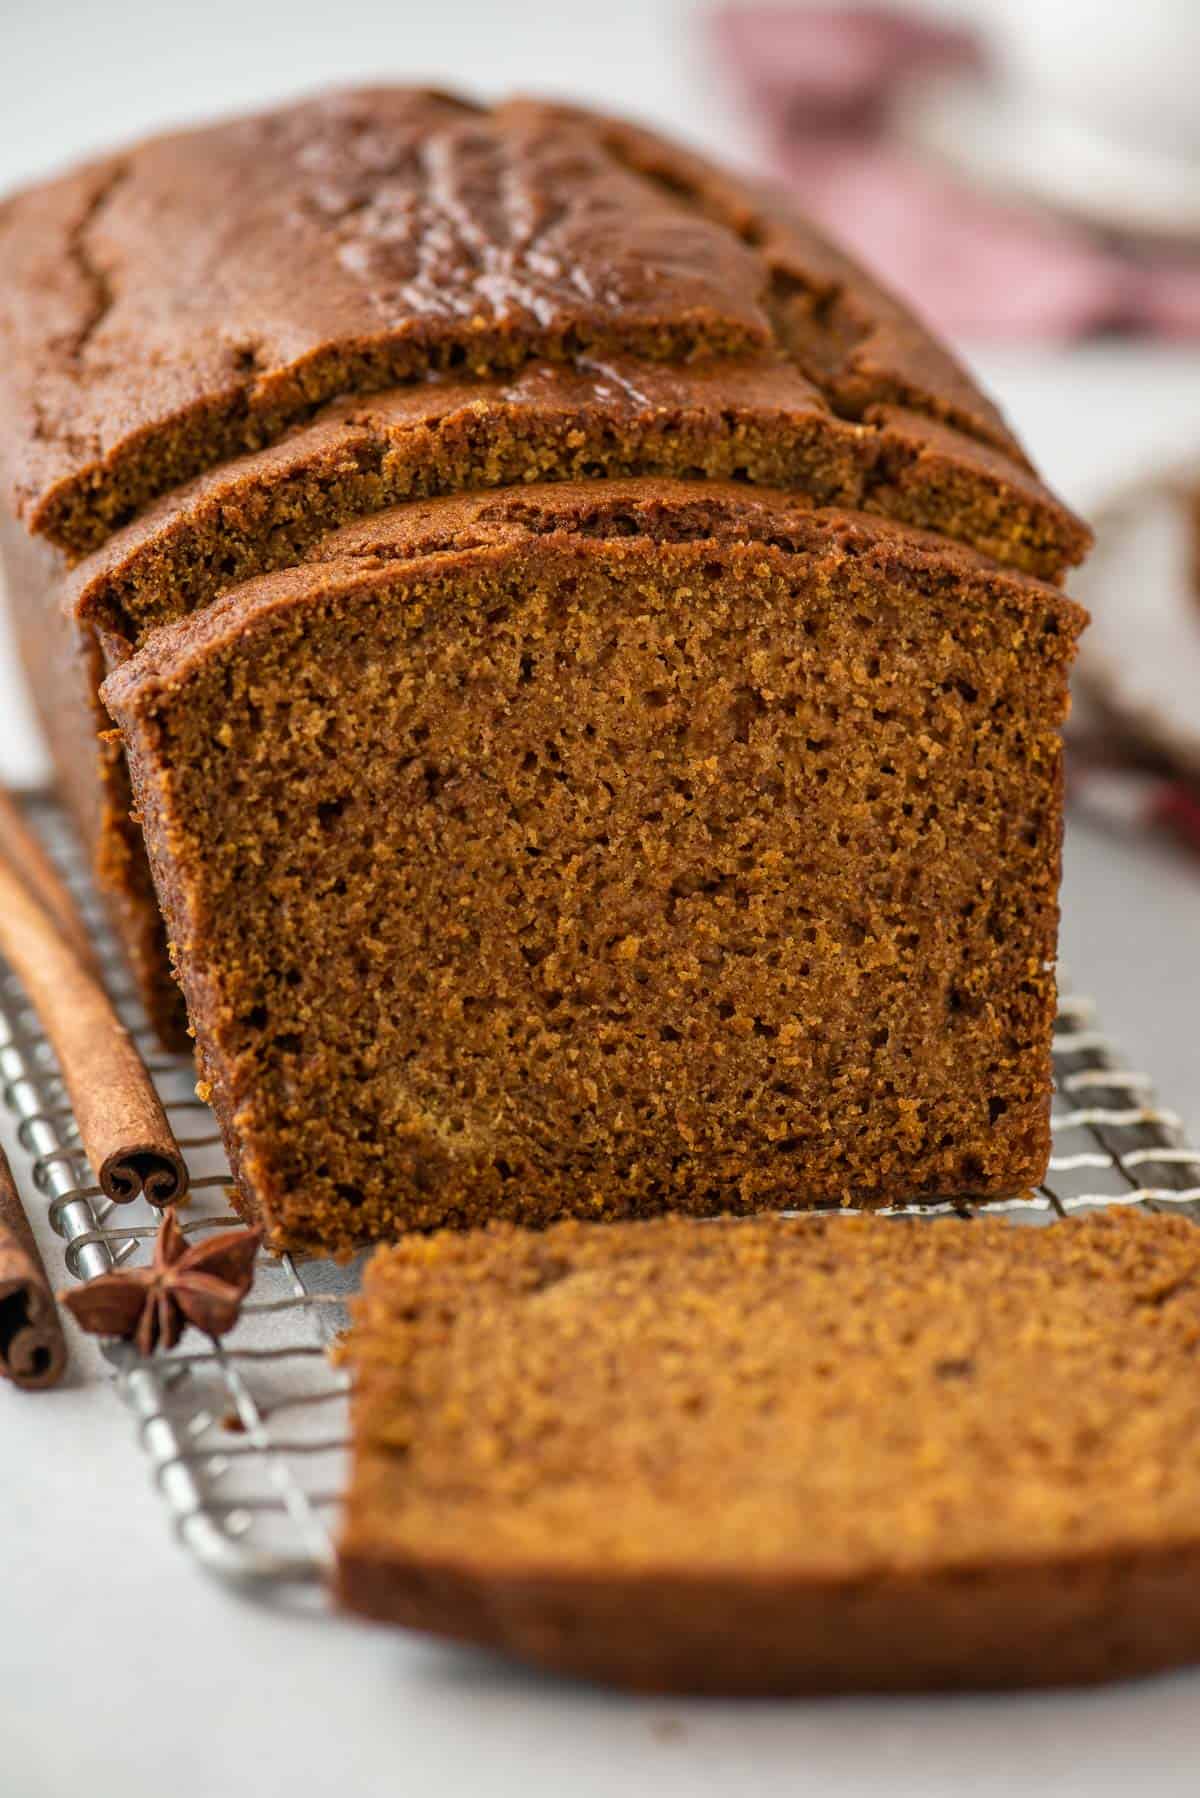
0,87,1086,567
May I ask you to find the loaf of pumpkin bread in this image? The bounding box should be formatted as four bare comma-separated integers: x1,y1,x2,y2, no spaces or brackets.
0,88,1089,1249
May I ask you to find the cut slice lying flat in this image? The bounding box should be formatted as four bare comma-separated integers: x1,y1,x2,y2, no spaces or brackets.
336,1209,1200,1694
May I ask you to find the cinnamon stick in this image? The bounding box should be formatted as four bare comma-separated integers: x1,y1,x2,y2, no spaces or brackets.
0,855,187,1206
0,785,100,974
0,1144,66,1389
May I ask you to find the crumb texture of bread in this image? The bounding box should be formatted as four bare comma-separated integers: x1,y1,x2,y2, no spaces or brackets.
337,1210,1200,1693
104,483,1083,1252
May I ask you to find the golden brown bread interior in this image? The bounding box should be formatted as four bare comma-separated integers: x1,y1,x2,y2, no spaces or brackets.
337,1208,1200,1693
105,482,1083,1252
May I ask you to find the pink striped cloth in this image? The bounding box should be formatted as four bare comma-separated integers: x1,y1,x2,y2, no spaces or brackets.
709,4,1200,339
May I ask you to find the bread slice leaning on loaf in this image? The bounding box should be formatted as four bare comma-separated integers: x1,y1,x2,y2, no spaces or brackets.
0,88,1091,1251
104,482,1084,1249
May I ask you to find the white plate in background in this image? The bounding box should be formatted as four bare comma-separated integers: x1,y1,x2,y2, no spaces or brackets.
1073,467,1200,781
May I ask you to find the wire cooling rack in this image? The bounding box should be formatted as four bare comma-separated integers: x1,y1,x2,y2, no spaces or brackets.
2,791,1199,1599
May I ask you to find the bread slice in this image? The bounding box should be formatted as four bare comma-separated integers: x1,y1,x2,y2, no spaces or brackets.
103,481,1083,1252
336,1209,1200,1693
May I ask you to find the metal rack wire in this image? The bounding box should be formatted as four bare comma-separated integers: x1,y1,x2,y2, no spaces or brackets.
0,795,354,1591
2,792,1199,1597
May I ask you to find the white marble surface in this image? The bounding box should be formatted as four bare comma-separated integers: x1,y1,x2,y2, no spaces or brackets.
3,4,1200,1791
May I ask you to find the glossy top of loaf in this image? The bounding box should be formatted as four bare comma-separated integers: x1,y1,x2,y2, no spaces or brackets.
0,86,1087,569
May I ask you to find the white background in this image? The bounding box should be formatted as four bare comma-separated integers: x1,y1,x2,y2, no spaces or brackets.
1,3,1199,1793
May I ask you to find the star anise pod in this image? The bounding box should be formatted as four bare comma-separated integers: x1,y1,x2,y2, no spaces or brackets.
61,1210,262,1356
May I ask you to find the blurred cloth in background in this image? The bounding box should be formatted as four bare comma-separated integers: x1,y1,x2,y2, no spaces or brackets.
710,3,1200,339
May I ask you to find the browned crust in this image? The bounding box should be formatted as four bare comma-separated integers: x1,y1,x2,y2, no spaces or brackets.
524,97,1025,459
0,86,1086,572
103,477,1087,700
335,1541,1200,1694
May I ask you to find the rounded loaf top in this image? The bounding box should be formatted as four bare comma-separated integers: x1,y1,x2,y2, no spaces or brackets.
0,84,1088,571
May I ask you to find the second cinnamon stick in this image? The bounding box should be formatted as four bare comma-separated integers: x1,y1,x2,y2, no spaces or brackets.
0,1144,67,1389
